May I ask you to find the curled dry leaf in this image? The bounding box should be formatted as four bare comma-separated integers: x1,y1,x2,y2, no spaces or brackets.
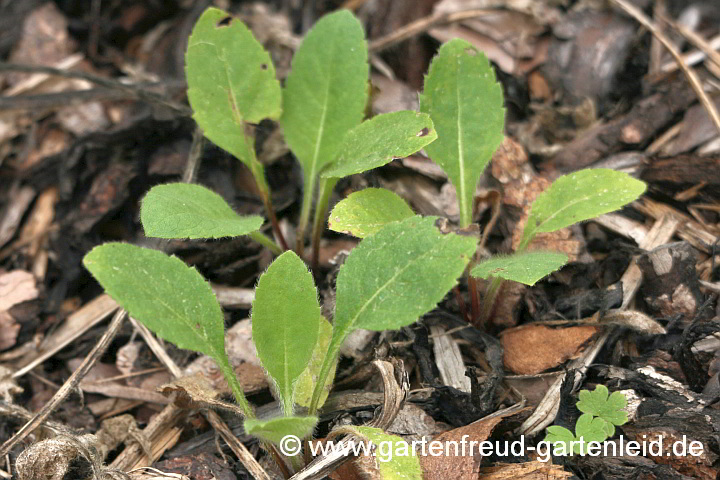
600,310,666,335
501,323,601,375
159,374,248,417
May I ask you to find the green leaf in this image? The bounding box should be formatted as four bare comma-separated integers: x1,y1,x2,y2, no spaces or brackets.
141,183,264,239
471,251,568,286
281,10,368,207
294,317,336,409
186,7,281,166
252,251,321,415
334,216,476,337
519,169,647,250
321,111,437,178
84,243,226,361
83,243,255,413
576,385,628,437
573,413,611,453
419,39,505,227
544,425,577,456
244,416,318,445
346,426,423,480
329,188,414,238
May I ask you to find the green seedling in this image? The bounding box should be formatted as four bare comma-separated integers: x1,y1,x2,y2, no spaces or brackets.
544,385,628,456
143,7,437,260
329,37,647,322
84,215,474,478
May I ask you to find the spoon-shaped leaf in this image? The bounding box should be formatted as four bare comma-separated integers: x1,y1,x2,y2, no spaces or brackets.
321,111,437,178
252,251,321,415
244,416,318,445
420,38,505,227
309,217,475,413
141,183,264,239
281,10,368,230
519,169,647,250
471,251,568,286
186,7,281,166
329,188,414,238
83,243,252,415
334,215,476,335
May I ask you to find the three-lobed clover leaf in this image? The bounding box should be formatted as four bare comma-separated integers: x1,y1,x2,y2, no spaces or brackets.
141,183,264,239
420,38,505,228
576,385,629,437
251,251,321,415
244,416,318,446
186,7,281,167
544,414,609,456
83,243,252,415
329,188,414,238
320,111,438,179
519,169,647,250
471,251,568,286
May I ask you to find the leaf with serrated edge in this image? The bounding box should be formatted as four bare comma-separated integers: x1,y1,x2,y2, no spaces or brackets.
281,10,368,201
141,183,263,239
329,188,414,238
84,243,225,359
321,111,437,178
544,426,576,457
471,251,568,286
420,39,505,227
346,426,423,480
334,216,476,338
573,413,610,453
294,317,336,408
252,251,321,415
186,7,281,166
244,416,318,445
576,385,628,437
520,169,646,249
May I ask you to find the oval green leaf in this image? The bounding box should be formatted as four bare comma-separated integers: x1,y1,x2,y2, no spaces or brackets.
252,251,321,415
471,251,568,286
329,188,414,238
345,426,423,480
244,416,318,445
334,216,476,337
321,111,437,178
420,39,505,227
141,183,264,239
280,10,369,207
519,169,647,250
186,7,281,165
84,243,226,359
294,317,336,409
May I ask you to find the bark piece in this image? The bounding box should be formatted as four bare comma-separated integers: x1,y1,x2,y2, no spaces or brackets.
637,242,703,322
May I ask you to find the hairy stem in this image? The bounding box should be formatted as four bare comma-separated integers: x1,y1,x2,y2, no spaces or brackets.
468,271,480,323
249,231,283,255
221,362,255,419
480,276,504,324
296,174,315,256
310,177,338,271
249,154,289,252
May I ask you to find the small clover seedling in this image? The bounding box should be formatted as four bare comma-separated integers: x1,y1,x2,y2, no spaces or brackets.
141,8,437,262
544,385,629,456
